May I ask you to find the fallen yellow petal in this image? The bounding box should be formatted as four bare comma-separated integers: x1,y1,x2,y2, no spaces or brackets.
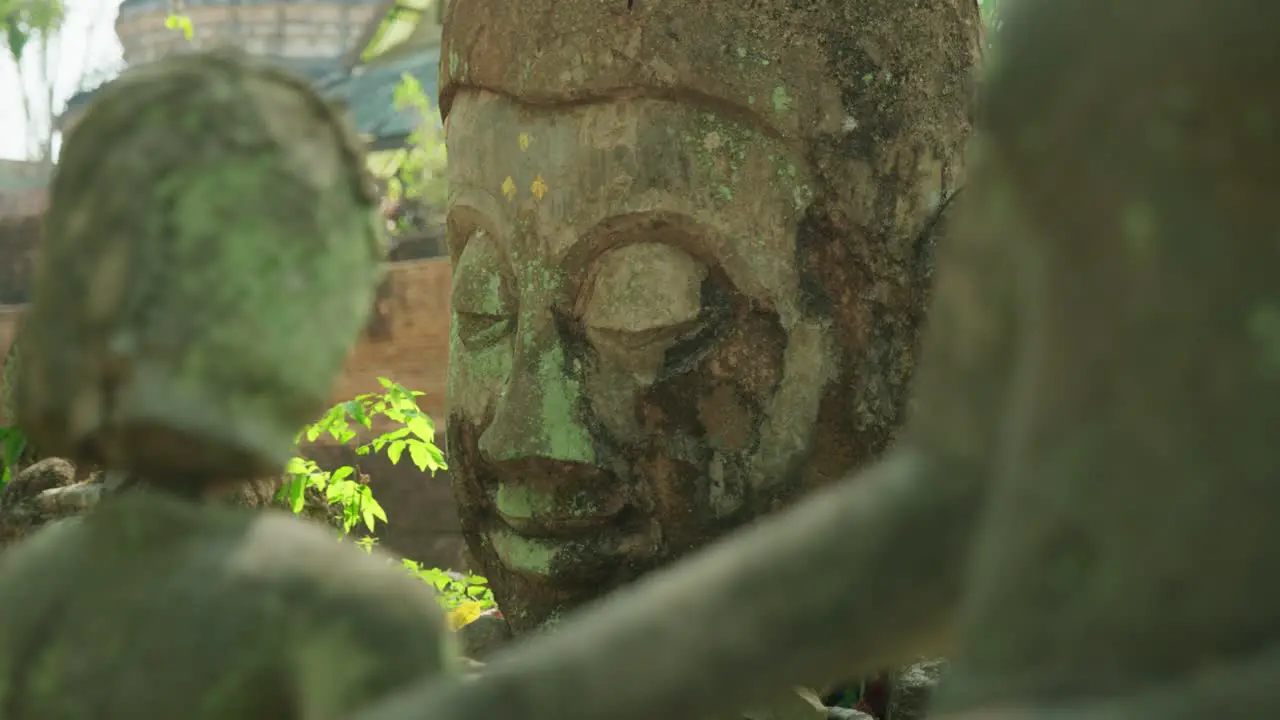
448,601,486,629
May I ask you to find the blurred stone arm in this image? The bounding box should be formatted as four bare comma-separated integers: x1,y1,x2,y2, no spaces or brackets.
0,492,461,719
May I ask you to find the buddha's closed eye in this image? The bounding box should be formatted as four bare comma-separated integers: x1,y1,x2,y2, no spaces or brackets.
582,242,722,363
452,228,515,352
451,230,726,364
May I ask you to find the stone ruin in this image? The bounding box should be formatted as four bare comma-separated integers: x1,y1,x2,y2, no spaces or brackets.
436,0,980,714
0,50,459,718
10,2,1270,720
352,2,1280,720
0,0,988,715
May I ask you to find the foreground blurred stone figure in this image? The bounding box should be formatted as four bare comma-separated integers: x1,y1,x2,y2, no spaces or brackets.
0,51,458,718
351,2,1280,719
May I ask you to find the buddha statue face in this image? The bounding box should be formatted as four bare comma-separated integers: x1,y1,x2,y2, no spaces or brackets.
440,0,979,632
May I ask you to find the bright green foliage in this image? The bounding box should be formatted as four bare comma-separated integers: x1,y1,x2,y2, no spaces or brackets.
164,14,194,40
0,0,63,62
978,0,1003,42
0,427,23,488
1,341,26,488
281,378,495,614
385,72,448,225
401,559,496,611
280,377,445,534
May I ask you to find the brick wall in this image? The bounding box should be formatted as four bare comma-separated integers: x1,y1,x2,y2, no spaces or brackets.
0,258,452,419
0,306,18,366
0,189,47,218
0,159,51,220
335,258,451,423
0,258,467,570
116,2,379,65
0,215,41,305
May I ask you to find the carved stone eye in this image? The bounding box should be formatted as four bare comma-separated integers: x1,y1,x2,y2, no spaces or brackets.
583,242,706,335
582,242,711,380
451,228,515,351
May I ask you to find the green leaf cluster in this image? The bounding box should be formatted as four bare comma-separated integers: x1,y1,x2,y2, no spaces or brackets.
280,378,493,613
382,72,448,230
280,377,446,534
0,425,24,488
0,0,63,63
400,559,496,611
163,14,194,41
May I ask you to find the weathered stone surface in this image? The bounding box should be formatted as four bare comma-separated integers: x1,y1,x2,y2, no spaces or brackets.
0,458,79,548
0,491,458,718
0,458,344,550
0,50,462,718
887,659,946,720
16,49,385,485
826,709,874,720
737,689,829,720
455,608,512,660
439,0,981,638
929,2,1280,714
351,3,1280,720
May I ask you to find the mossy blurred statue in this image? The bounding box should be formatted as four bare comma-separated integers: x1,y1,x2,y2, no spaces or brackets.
0,50,459,718
436,0,978,715
355,2,1280,720
17,50,386,487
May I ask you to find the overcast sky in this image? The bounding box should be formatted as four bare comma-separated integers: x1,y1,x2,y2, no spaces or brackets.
0,0,124,161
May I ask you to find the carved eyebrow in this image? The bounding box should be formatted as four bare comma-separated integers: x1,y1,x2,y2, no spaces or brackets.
555,208,731,276
441,84,789,144
445,189,511,260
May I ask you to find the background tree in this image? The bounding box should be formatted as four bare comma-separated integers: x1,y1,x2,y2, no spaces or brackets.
1,0,122,164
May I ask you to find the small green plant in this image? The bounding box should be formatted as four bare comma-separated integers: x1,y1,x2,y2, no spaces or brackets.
279,377,445,534
401,559,496,610
281,378,497,619
0,425,25,487
403,559,498,629
164,13,194,40
1,340,24,488
1,0,65,63
383,72,448,233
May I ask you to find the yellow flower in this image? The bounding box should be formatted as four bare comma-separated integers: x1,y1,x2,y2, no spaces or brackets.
501,176,516,201
530,175,548,200
448,601,486,629
518,133,530,151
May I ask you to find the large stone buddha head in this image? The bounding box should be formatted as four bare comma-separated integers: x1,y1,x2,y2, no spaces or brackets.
440,0,981,633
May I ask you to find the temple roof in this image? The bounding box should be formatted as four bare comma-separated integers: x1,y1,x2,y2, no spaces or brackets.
321,47,439,149
59,48,437,149
119,0,382,10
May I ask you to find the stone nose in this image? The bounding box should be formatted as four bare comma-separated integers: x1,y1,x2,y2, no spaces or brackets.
477,324,597,467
